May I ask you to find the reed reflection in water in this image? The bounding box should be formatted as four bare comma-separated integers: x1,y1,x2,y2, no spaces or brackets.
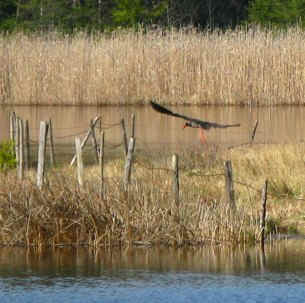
0,240,305,302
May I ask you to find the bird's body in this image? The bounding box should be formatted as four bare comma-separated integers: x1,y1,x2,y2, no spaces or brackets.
150,101,240,143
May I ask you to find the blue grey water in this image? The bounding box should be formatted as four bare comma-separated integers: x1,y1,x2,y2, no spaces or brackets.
0,239,305,303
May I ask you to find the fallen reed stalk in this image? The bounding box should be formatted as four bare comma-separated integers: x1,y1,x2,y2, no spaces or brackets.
1,27,305,106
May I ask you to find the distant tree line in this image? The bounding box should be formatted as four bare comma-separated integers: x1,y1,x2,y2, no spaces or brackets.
1,0,305,33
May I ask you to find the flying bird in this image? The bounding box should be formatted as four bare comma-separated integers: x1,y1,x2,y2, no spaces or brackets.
150,101,240,143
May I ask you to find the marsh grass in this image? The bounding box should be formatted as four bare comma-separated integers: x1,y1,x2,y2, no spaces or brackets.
0,143,305,248
1,27,305,105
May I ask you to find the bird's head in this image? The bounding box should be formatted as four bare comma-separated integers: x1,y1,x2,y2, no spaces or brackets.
183,122,192,129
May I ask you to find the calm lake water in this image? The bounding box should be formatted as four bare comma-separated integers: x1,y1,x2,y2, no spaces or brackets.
1,105,305,153
0,239,305,302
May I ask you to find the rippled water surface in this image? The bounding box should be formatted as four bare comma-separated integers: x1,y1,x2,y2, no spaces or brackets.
1,239,305,303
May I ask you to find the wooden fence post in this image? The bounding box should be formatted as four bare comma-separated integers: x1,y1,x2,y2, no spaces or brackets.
15,116,19,164
24,120,30,170
9,112,16,142
172,154,179,206
48,118,56,167
251,120,259,143
75,137,84,190
121,118,128,156
17,118,24,180
131,113,135,138
90,119,99,163
37,121,48,189
99,131,105,198
260,179,268,249
123,137,135,188
224,160,236,211
70,116,101,166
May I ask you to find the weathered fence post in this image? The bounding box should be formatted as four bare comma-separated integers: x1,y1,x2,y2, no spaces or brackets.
15,116,20,164
172,154,179,206
17,118,24,180
9,112,16,142
224,160,236,211
75,137,84,190
24,120,30,170
250,120,259,143
37,121,49,189
90,119,99,163
99,131,105,198
70,116,101,166
121,118,128,156
131,113,135,138
48,118,56,167
123,137,135,188
260,179,268,249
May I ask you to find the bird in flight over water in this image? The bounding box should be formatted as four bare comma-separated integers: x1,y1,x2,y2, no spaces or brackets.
150,101,240,144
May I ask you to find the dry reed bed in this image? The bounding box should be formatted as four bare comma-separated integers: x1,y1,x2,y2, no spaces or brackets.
0,143,304,248
1,27,305,106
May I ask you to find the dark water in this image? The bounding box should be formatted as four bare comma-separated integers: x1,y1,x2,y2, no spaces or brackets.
1,239,305,303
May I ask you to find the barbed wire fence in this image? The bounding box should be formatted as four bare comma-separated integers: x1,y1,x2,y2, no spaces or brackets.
7,112,305,245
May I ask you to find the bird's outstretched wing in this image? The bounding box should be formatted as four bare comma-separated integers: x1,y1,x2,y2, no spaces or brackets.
150,101,240,130
150,101,190,120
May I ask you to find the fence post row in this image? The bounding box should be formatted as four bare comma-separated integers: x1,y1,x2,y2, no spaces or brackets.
70,116,101,166
37,121,49,189
123,137,135,188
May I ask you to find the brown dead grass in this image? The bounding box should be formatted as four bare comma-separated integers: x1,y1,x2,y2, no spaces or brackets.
0,143,304,248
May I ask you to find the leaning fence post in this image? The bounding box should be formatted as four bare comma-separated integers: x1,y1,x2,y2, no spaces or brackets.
37,121,48,189
48,118,56,167
75,137,84,190
224,160,236,211
90,119,99,163
260,179,268,249
17,119,24,180
99,131,105,198
172,154,179,206
250,119,259,143
121,118,128,156
70,116,101,166
123,137,135,188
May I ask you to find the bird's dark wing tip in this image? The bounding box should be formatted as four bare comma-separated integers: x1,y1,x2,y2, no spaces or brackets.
150,100,173,116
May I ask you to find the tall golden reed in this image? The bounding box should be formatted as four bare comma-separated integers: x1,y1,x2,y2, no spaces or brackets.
1,27,305,106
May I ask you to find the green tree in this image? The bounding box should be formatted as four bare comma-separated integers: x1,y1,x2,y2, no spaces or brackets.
112,0,167,27
0,0,17,31
248,0,305,27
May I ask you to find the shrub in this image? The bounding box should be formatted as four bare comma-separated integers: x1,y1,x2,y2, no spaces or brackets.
0,140,16,171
